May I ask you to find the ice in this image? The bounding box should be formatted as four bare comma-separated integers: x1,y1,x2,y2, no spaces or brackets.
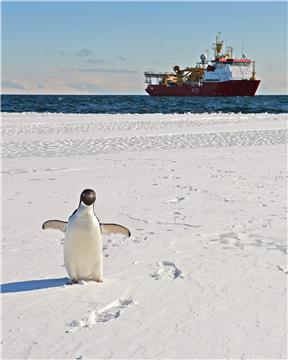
1,112,287,359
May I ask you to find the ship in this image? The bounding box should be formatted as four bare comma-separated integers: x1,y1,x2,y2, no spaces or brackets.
144,33,260,96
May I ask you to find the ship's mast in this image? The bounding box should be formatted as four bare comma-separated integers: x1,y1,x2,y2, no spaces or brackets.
214,32,224,59
241,37,245,58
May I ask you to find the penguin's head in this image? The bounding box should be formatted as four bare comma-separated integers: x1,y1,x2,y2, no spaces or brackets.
80,189,96,206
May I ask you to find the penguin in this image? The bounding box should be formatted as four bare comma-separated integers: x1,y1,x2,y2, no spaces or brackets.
42,189,131,283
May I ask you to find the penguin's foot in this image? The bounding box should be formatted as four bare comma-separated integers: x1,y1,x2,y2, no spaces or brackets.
66,279,78,285
96,278,103,283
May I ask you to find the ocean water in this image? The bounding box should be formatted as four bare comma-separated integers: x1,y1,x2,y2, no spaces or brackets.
1,95,287,114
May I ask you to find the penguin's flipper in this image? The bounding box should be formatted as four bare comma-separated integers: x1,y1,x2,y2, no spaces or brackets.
42,220,67,233
100,223,131,237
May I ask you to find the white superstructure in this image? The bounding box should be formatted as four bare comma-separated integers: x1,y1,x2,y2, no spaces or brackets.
204,61,253,82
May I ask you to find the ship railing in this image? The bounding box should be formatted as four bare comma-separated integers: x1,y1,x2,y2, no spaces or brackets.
144,71,169,84
144,71,169,76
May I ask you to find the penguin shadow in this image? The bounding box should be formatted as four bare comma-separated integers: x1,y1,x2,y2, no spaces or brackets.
1,277,68,293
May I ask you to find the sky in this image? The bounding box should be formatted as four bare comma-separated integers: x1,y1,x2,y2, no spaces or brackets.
1,1,287,94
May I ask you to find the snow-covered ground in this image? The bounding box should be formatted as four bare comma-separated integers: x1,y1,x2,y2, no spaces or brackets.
1,112,287,359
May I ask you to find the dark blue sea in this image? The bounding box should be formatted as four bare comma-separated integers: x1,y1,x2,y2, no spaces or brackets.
1,95,287,114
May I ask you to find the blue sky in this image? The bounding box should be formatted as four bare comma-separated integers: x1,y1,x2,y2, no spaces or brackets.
2,1,287,94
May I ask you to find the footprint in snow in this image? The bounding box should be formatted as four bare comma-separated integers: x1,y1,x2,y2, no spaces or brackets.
168,197,186,204
66,298,136,333
150,261,184,280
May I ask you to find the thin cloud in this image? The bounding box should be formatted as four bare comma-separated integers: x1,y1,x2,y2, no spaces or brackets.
74,49,94,57
56,50,67,57
67,82,106,93
66,67,138,74
43,49,95,57
114,56,126,62
61,68,75,72
86,58,106,65
86,56,127,65
42,50,67,56
2,80,25,90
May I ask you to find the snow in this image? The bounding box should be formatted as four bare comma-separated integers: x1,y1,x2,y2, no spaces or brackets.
1,112,287,359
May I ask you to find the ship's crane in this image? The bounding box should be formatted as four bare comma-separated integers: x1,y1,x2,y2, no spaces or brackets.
168,65,205,86
145,63,205,87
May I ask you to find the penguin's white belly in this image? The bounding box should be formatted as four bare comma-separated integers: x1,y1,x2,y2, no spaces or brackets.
64,214,103,281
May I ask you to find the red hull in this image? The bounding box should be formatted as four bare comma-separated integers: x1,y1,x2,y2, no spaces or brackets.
146,80,260,96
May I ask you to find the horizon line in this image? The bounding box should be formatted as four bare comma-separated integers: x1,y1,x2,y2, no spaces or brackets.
1,93,287,96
